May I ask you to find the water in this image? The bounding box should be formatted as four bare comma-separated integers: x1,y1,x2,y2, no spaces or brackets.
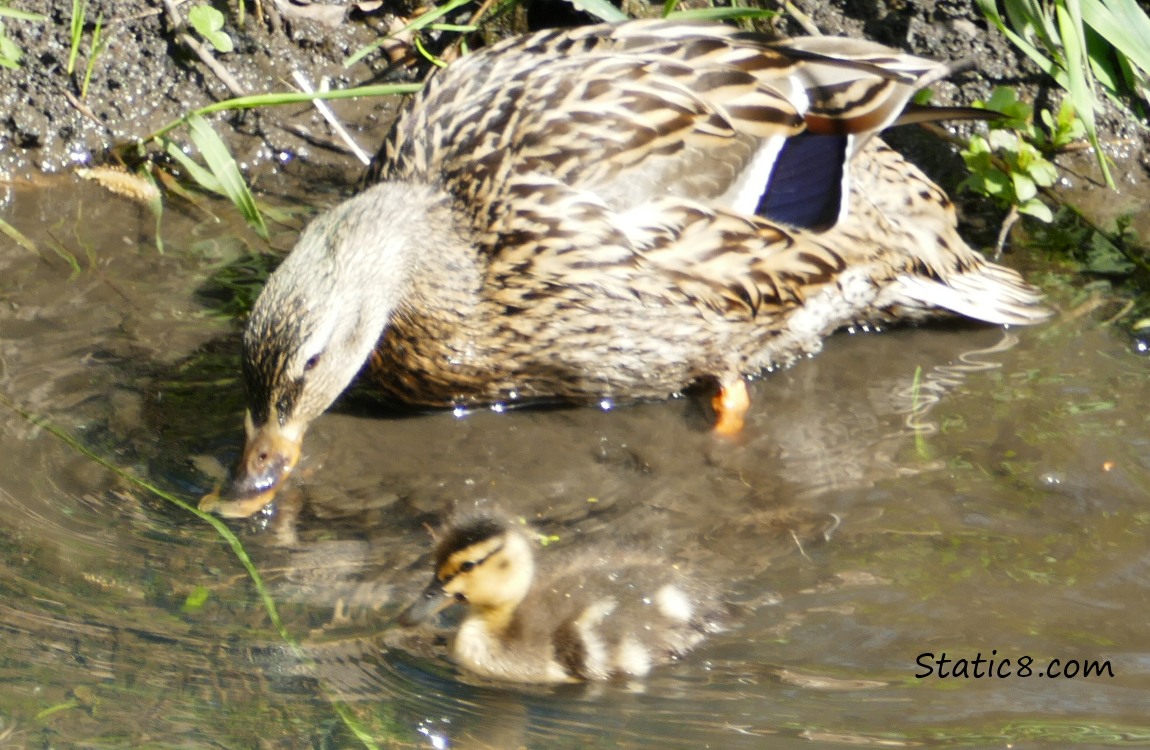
2,179,1149,748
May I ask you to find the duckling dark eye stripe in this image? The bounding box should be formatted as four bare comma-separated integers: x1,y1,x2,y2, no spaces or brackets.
441,542,504,583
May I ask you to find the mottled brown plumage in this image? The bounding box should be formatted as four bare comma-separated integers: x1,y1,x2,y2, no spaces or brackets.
399,511,731,683
209,21,1049,517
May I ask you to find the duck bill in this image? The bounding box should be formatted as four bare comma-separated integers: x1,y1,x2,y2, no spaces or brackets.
398,579,456,626
200,416,303,518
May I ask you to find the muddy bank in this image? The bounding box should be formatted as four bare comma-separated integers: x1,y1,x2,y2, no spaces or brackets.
0,0,1145,190
0,0,409,187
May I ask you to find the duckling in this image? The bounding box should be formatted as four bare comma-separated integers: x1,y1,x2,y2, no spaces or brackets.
215,20,1050,516
399,513,732,683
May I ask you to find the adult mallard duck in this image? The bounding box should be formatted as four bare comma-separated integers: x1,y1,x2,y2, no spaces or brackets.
398,511,732,682
209,20,1049,517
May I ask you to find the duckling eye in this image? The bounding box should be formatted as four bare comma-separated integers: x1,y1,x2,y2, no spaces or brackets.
459,561,476,573
303,353,322,372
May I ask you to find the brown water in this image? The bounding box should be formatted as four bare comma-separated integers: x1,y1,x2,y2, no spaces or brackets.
2,179,1149,748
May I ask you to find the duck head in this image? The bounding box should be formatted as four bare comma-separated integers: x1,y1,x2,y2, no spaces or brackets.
214,182,438,516
400,514,536,627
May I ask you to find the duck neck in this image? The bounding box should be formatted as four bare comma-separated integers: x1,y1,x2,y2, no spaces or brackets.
328,180,479,362
474,533,536,637
392,190,483,326
337,181,463,308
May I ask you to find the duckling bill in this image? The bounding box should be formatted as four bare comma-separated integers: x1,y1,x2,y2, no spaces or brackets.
399,513,731,683
213,20,1050,516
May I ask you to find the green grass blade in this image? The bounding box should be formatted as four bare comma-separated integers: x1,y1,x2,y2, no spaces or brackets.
977,0,1066,87
662,0,680,17
0,391,390,750
0,7,47,20
1081,0,1150,79
1084,26,1126,95
0,216,37,253
186,114,269,239
80,13,104,100
146,83,423,141
344,0,473,67
1056,0,1114,187
164,138,224,194
667,7,777,21
413,34,447,68
46,239,82,280
427,23,479,32
67,0,84,75
141,168,165,254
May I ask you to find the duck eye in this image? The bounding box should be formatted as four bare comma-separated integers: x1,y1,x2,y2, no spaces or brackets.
459,561,476,573
303,354,321,373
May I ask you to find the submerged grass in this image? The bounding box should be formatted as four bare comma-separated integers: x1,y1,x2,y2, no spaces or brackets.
0,391,384,749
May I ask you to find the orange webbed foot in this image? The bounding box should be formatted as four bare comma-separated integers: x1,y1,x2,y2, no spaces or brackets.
712,378,749,437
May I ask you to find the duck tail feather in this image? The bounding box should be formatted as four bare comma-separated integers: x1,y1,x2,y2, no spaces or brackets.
891,266,1053,326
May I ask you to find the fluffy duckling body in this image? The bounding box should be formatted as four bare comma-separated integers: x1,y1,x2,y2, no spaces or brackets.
400,514,731,683
217,20,1050,516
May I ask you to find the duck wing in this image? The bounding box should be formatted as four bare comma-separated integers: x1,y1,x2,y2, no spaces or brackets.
371,21,1045,327
373,21,956,230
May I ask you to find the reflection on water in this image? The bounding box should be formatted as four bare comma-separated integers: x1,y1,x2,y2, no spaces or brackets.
2,180,1150,747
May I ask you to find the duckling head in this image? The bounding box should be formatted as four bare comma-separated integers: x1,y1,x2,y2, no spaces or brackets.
222,183,447,513
400,515,536,628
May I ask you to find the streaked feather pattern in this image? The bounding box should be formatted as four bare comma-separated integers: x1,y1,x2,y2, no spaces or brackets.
223,21,1050,513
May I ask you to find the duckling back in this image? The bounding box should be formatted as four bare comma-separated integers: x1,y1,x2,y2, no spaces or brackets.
508,550,730,681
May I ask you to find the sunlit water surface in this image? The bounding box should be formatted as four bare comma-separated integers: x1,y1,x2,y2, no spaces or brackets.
1,181,1149,748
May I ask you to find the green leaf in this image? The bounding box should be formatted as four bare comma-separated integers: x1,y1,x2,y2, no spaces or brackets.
1027,157,1060,187
413,34,446,68
988,128,1021,152
80,13,105,100
185,114,268,239
983,87,1034,128
164,139,223,194
189,4,233,53
1018,198,1054,223
182,585,212,612
982,169,1012,199
963,133,991,156
1011,171,1038,202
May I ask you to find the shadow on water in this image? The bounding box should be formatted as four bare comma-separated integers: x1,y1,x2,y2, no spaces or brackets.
2,178,1150,748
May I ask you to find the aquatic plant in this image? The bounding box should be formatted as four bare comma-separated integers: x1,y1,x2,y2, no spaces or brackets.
976,0,1150,188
